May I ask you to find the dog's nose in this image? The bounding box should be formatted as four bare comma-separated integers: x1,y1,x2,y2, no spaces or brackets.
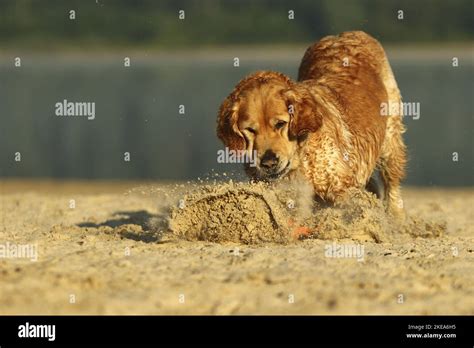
260,150,279,170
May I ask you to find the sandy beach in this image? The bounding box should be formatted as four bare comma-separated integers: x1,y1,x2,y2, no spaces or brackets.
0,179,473,315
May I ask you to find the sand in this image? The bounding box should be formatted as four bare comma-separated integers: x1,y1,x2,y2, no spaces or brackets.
167,180,445,244
0,179,473,314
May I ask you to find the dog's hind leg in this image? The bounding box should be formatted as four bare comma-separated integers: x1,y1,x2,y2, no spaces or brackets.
378,56,407,219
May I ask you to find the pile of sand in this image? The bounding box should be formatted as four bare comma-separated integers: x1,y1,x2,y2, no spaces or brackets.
166,180,446,245
168,181,291,244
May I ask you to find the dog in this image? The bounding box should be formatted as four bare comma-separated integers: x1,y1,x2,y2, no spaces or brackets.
216,31,407,218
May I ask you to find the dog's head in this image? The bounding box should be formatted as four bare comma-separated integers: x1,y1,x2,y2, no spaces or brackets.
217,71,323,180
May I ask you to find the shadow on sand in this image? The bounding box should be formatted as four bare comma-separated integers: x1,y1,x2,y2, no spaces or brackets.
77,210,167,243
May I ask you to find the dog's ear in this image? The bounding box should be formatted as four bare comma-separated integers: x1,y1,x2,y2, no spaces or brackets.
283,87,322,141
216,94,246,150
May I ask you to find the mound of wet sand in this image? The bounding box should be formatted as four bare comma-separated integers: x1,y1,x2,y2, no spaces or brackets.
167,180,446,244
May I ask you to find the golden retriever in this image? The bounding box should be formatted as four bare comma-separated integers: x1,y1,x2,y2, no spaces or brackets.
217,31,407,218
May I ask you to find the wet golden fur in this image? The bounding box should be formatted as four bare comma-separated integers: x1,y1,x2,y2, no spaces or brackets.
217,31,407,217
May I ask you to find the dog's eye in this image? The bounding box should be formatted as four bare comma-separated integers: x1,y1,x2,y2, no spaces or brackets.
275,121,287,130
245,127,257,134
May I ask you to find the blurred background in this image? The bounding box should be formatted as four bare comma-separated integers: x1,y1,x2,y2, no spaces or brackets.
0,0,472,185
